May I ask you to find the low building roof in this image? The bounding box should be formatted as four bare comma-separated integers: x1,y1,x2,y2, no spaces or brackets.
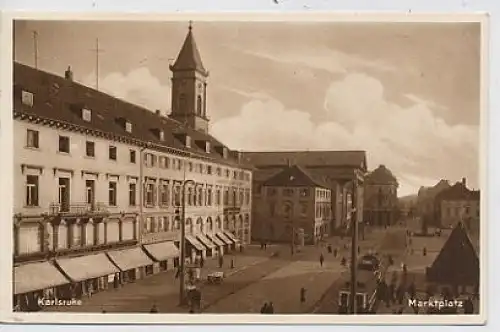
262,165,330,189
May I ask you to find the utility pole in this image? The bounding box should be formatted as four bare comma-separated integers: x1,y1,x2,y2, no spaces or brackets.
32,31,38,69
349,175,359,314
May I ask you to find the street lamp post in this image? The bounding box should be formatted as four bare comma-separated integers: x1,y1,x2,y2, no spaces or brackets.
179,178,195,306
349,175,359,314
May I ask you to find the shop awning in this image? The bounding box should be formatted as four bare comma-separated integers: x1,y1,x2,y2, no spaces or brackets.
215,232,233,245
185,235,205,251
14,261,70,295
196,234,216,249
56,253,119,282
143,241,180,261
207,233,226,247
224,230,241,243
107,247,154,271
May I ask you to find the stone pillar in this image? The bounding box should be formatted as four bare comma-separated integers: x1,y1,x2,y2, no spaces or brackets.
13,223,20,257
53,221,59,251
80,219,86,246
104,220,108,244
39,222,47,253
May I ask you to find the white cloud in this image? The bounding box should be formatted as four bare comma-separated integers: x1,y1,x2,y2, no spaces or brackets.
81,67,171,113
239,47,397,74
211,72,479,196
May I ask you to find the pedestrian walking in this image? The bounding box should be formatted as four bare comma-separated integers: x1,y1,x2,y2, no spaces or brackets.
319,253,324,267
357,245,360,254
388,283,395,305
150,304,159,313
264,242,268,250
175,266,180,279
231,258,235,269
396,285,405,305
408,281,416,299
300,287,306,304
463,297,474,314
218,255,224,269
260,302,268,314
267,302,275,314
327,244,332,253
423,247,427,256
341,257,346,266
334,247,338,257
200,256,205,269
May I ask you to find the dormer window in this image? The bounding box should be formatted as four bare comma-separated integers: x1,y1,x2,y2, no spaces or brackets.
21,90,34,107
223,147,228,159
185,135,192,148
151,128,165,141
205,141,211,153
82,108,92,122
125,121,132,133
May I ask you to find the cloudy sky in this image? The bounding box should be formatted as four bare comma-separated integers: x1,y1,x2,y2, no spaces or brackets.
13,19,481,196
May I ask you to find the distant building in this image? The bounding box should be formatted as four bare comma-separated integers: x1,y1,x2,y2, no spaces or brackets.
416,179,451,227
252,165,332,245
242,151,367,238
363,164,399,227
435,178,480,232
397,195,417,219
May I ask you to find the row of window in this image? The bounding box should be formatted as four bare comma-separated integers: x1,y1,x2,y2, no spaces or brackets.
266,201,331,219
444,206,479,218
26,129,251,181
255,187,332,199
142,214,250,234
25,174,251,209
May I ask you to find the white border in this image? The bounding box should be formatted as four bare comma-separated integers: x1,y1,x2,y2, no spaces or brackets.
0,10,490,326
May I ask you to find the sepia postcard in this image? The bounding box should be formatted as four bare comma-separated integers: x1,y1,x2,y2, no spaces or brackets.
0,11,488,325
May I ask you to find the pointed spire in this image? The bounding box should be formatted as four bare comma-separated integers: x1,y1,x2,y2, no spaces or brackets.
170,21,207,75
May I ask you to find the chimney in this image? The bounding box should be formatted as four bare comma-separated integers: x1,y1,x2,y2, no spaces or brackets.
65,66,73,81
155,110,161,116
462,177,466,186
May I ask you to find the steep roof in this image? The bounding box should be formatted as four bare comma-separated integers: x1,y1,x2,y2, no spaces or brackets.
365,164,398,185
417,179,451,200
426,222,479,285
170,25,207,75
262,165,330,189
13,62,249,168
436,182,480,202
241,150,367,171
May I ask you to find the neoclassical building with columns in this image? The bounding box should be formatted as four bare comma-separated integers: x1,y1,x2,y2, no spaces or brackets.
12,25,252,310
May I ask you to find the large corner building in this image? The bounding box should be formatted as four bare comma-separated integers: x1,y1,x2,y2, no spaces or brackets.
13,26,252,310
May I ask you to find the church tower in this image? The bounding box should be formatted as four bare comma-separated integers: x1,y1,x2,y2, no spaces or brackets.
169,22,209,133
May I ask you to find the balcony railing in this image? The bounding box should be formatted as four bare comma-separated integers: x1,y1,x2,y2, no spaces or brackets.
49,202,109,215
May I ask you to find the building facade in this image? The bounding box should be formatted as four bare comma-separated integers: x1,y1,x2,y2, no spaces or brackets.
242,151,367,240
416,179,451,228
13,26,252,311
436,178,480,233
252,165,332,245
363,164,399,227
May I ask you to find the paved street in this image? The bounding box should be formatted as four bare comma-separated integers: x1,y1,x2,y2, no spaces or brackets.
44,226,392,314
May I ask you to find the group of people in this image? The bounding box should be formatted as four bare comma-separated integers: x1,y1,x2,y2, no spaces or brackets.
260,302,275,314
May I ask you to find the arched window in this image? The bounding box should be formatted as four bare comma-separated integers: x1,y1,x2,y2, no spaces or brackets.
207,218,213,232
197,95,203,116
216,217,222,230
186,218,193,234
283,201,293,220
197,218,203,232
164,217,170,231
179,93,187,113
